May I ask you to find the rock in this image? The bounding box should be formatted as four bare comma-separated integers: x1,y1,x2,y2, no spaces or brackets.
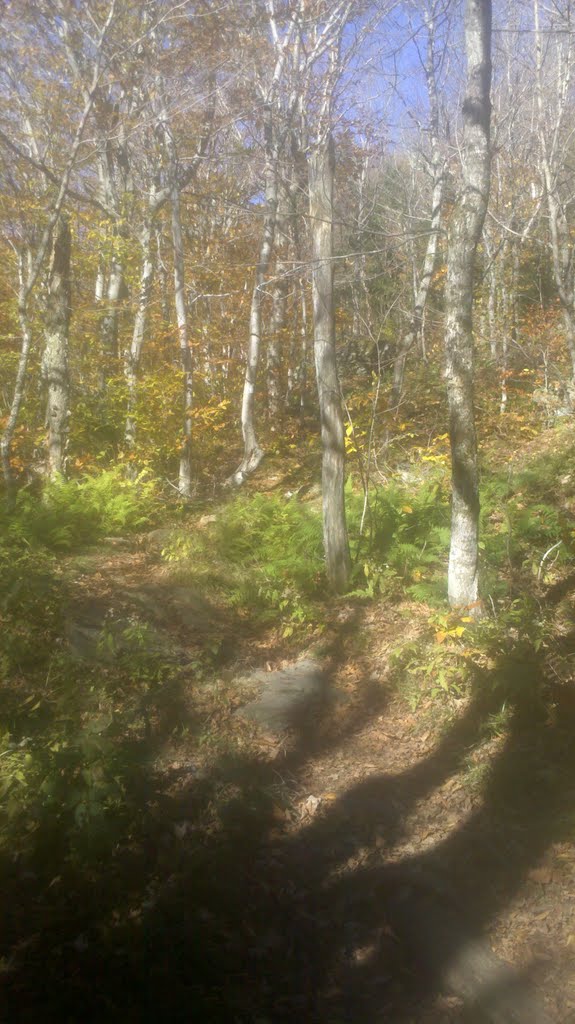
64,598,111,661
237,657,325,735
65,596,187,665
143,527,182,552
198,514,217,528
169,587,220,630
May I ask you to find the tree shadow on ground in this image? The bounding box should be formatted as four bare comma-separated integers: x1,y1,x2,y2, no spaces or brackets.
2,599,574,1023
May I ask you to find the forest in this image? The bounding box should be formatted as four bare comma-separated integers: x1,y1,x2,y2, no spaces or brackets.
1,0,575,1020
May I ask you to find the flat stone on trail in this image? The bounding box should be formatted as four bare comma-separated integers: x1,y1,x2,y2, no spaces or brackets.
237,657,325,734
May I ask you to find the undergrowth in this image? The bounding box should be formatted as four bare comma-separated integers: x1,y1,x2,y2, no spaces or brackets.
0,469,162,864
163,492,325,638
387,426,574,714
1,468,159,552
1,423,574,872
348,470,451,602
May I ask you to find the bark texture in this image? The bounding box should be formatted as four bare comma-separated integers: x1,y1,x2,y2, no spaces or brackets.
534,0,575,385
171,182,194,498
99,251,124,384
445,0,492,610
309,135,351,592
42,215,71,478
125,220,154,451
227,102,278,486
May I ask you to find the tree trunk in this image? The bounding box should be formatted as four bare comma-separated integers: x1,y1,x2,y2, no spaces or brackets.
391,8,444,412
171,183,194,498
534,0,575,384
268,271,287,419
156,228,171,328
95,259,105,302
42,215,71,479
445,0,492,611
268,177,292,418
125,220,154,452
99,250,124,389
1,250,34,498
228,102,278,486
309,134,351,593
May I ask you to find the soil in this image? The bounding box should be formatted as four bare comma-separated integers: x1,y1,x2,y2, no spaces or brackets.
2,536,575,1023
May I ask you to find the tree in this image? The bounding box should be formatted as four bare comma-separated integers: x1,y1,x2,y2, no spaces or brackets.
445,0,492,610
533,0,575,393
0,0,118,494
309,135,351,591
304,3,358,592
42,215,71,479
227,2,297,486
390,0,449,412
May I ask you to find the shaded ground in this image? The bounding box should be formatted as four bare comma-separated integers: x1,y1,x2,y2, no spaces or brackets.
2,536,575,1022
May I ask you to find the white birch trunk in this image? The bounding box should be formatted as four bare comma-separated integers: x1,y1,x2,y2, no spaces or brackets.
172,183,194,498
445,0,492,611
42,216,71,479
1,252,34,495
125,219,154,451
227,102,278,486
534,0,575,384
99,250,124,390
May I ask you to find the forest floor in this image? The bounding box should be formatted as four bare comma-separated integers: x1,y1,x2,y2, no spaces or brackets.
3,435,575,1021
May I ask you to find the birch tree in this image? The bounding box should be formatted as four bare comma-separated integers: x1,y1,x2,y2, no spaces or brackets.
390,0,448,411
0,0,118,494
42,215,71,479
445,0,492,610
227,3,297,486
533,0,575,393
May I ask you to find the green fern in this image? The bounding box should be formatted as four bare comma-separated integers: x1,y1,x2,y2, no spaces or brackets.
2,470,159,552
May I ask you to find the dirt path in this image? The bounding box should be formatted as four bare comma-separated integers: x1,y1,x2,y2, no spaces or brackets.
4,538,575,1022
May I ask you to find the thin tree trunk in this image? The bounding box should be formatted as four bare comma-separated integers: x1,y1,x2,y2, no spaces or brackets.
445,0,492,611
351,146,370,352
268,176,293,418
42,215,71,479
534,0,575,384
156,228,171,328
391,7,444,411
228,102,278,486
487,258,497,359
1,251,33,497
171,183,194,498
99,249,124,389
268,274,287,418
268,260,287,417
95,259,105,302
309,134,351,593
125,219,154,452
298,279,309,414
